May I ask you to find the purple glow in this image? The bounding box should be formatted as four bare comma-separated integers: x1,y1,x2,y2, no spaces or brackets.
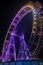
0,1,42,62
38,31,43,37
17,34,31,60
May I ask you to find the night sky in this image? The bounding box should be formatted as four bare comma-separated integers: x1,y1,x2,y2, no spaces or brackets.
0,0,43,59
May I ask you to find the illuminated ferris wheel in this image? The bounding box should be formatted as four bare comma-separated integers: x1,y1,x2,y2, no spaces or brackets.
0,1,43,62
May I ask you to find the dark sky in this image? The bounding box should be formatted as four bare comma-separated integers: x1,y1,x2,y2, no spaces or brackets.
0,0,43,58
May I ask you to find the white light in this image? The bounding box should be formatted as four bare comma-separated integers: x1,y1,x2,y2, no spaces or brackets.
33,11,37,17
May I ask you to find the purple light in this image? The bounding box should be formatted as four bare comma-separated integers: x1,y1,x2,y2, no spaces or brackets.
1,1,42,62
38,31,43,37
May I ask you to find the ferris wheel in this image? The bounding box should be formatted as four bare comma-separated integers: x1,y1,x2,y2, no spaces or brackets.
0,1,43,62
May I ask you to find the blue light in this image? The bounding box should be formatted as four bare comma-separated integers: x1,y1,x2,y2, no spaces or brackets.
16,61,22,65
23,61,30,65
31,61,38,65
